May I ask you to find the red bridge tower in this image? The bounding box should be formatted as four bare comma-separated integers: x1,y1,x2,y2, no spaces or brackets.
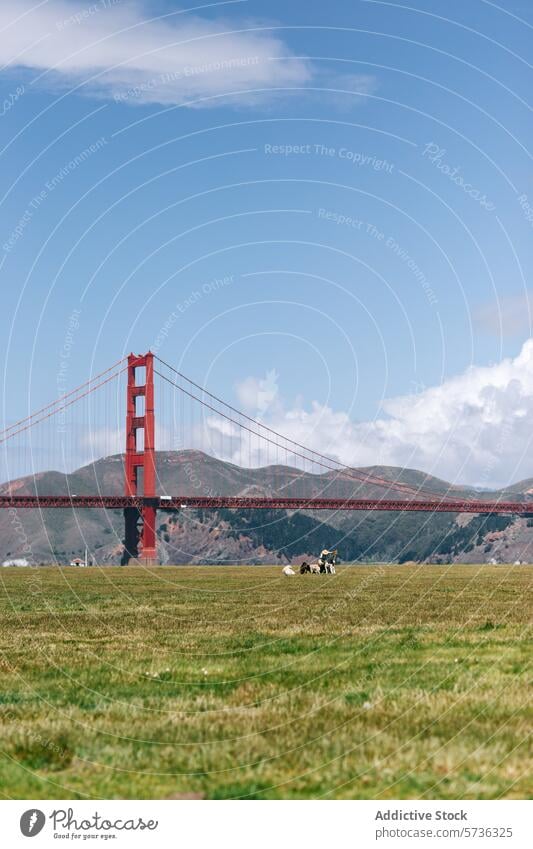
123,352,157,564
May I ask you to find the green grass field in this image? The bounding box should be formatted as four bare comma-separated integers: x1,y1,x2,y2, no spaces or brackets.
0,565,531,800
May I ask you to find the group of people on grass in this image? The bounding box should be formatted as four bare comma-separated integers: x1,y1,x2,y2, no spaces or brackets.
282,549,338,576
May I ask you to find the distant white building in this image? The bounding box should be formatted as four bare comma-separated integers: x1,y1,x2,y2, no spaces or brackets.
2,558,30,567
70,557,85,567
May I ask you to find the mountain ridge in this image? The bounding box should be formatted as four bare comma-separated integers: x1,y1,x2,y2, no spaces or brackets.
1,451,532,565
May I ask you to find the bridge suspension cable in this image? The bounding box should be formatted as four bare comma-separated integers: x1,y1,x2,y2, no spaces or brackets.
0,357,128,442
154,356,460,503
0,360,127,445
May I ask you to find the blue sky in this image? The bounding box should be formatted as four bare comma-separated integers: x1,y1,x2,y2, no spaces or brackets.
1,0,532,485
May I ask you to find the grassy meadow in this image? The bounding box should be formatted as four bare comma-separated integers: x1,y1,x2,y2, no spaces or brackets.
0,564,531,799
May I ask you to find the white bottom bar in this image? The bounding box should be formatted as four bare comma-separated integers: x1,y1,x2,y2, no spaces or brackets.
3,799,532,848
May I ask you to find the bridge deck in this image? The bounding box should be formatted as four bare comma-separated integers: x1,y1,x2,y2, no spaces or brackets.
0,495,531,514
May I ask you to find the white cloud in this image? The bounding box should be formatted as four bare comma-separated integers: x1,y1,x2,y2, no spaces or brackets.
474,292,533,338
235,369,279,415
0,1,374,108
219,340,533,488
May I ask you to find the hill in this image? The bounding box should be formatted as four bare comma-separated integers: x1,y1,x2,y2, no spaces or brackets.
1,451,532,564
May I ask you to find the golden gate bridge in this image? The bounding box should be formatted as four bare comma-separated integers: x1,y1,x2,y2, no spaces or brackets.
1,351,531,564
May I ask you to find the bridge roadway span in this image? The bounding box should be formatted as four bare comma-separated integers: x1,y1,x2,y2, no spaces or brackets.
0,495,532,514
